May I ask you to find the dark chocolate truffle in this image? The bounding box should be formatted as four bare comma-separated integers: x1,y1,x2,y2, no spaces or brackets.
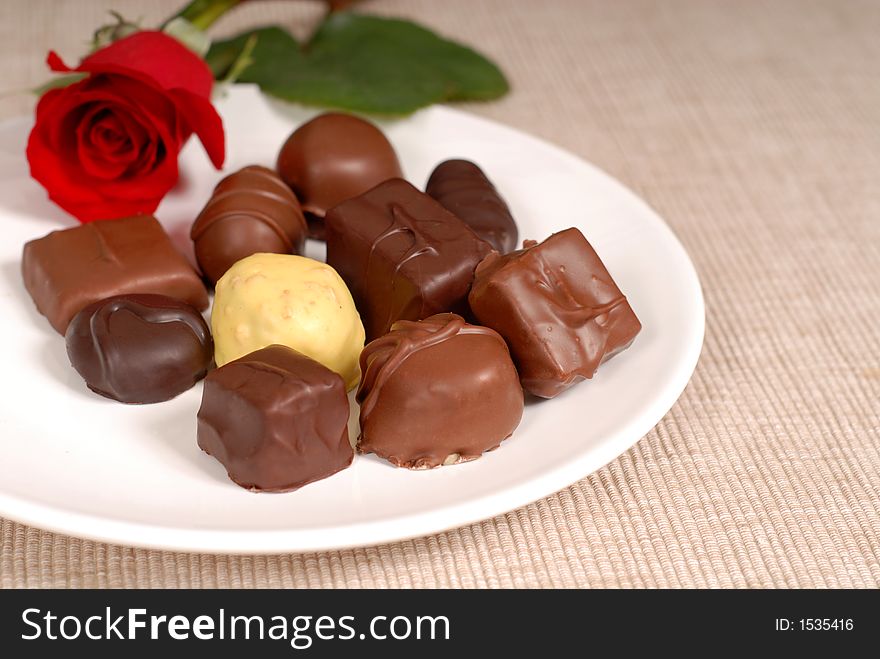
191,165,308,284
197,344,353,492
425,159,518,253
276,112,403,239
325,178,493,340
22,214,208,334
357,313,523,469
468,228,641,398
65,294,213,404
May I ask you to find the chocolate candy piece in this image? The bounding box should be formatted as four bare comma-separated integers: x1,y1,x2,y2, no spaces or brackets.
65,294,213,404
468,228,641,398
357,313,523,469
325,178,493,340
197,345,353,492
21,214,208,334
425,159,518,253
191,165,308,284
276,112,403,239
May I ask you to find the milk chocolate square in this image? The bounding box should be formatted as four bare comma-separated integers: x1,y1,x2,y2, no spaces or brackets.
468,228,641,398
325,178,492,340
22,214,208,334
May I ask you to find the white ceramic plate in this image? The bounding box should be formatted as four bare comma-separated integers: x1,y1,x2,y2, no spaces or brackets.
0,85,703,553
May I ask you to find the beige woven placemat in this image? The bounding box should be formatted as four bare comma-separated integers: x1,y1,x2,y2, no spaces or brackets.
1,0,878,588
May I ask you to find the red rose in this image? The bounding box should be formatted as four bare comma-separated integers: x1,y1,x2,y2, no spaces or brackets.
27,31,225,222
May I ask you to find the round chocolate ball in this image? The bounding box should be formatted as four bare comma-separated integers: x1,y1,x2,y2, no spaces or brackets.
191,166,308,285
65,294,213,404
276,112,403,237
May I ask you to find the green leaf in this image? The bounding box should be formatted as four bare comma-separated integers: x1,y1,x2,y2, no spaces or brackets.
206,26,303,81
205,13,509,115
219,33,259,85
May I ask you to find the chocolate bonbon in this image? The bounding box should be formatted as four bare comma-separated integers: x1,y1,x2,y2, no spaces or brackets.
197,344,353,492
191,165,308,284
468,228,641,398
65,294,213,404
325,178,493,340
211,253,365,389
425,159,518,253
357,313,523,469
276,112,403,239
21,214,208,334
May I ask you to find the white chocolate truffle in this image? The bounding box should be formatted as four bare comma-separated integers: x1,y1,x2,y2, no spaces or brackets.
212,253,365,389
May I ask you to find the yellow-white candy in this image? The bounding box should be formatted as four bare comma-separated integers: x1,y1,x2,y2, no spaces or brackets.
212,253,365,389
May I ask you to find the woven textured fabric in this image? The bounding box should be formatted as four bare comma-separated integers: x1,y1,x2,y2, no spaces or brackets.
1,0,878,588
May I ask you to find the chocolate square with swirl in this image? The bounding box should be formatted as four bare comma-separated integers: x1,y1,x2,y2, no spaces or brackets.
325,178,492,340
468,228,641,398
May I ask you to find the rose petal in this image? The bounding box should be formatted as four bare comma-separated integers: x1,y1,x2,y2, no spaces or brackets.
91,109,147,163
46,51,72,73
54,94,163,188
168,88,226,169
28,122,166,222
90,113,131,155
57,32,214,99
76,105,141,179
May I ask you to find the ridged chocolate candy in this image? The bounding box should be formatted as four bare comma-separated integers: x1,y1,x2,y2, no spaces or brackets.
426,159,518,253
468,228,642,398
357,313,523,469
65,294,213,404
191,166,308,284
325,178,492,340
197,345,353,492
276,112,403,239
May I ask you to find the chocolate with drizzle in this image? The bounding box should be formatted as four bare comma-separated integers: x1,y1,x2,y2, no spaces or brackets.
426,159,518,253
357,313,523,469
191,165,308,285
468,228,642,398
325,178,492,340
